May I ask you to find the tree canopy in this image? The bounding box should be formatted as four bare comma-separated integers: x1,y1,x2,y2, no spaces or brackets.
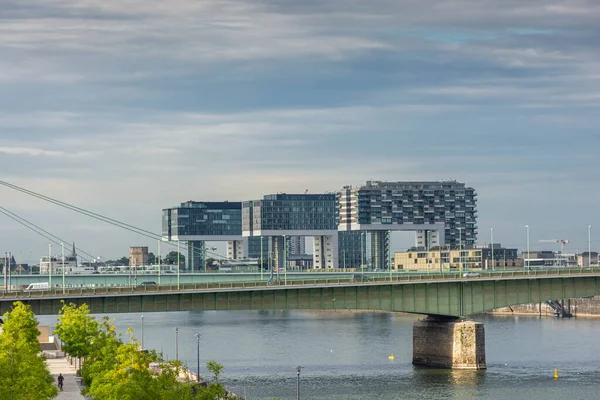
0,301,58,400
163,251,185,266
54,302,233,399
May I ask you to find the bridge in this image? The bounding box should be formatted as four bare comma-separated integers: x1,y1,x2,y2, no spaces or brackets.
3,268,600,370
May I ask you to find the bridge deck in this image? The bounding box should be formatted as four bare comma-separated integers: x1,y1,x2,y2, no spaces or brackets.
2,269,599,318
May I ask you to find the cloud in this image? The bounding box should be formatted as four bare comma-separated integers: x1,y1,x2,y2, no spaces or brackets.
0,0,599,258
0,146,65,156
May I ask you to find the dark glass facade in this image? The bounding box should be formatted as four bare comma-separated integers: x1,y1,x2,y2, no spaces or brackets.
162,201,241,239
243,194,338,232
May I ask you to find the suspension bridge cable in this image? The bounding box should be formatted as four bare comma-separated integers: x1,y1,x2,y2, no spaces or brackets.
0,179,226,261
0,206,98,262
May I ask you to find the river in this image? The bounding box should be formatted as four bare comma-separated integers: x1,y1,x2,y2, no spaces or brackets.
38,311,600,399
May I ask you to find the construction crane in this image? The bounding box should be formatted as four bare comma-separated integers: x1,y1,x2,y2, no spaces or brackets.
539,239,569,254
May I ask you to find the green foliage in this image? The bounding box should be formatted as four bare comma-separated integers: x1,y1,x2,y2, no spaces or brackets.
148,252,156,265
163,251,185,266
0,301,58,400
54,301,99,359
55,302,233,399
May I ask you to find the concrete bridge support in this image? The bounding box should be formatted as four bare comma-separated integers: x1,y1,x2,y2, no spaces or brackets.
413,317,486,370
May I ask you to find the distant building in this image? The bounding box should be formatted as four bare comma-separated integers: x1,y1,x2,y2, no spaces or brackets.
163,201,252,271
39,255,77,274
130,247,149,266
243,193,339,269
339,180,478,270
577,252,599,267
394,243,521,271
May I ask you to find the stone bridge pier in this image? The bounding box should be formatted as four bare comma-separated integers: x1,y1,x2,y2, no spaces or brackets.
413,316,486,370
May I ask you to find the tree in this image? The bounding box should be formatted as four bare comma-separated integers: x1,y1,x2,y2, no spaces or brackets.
54,302,100,365
148,252,156,265
0,301,58,400
163,251,185,266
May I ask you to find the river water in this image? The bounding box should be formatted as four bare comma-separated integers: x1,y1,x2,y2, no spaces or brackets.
38,311,600,399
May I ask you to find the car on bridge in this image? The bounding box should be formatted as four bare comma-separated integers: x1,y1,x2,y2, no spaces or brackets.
139,281,157,286
463,272,481,278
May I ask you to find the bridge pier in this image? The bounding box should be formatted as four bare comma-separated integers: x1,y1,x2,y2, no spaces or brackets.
413,317,486,370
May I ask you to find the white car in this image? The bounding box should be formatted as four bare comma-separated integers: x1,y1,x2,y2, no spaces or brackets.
463,272,481,278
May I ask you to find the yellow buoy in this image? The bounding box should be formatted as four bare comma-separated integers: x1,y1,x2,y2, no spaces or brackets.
389,353,395,360
554,369,559,380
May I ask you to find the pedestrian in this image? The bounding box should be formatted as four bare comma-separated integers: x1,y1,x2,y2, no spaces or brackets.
57,373,64,391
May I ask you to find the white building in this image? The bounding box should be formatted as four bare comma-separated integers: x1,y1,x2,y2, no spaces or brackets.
39,255,79,274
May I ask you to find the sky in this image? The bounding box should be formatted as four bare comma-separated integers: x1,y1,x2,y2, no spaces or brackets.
1,0,599,263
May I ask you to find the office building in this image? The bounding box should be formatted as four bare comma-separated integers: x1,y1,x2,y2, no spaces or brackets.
163,201,245,271
339,180,477,269
243,193,338,269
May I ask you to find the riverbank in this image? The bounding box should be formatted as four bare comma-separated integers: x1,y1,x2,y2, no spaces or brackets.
491,296,600,317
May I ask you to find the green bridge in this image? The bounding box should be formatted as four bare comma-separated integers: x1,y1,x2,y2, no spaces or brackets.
3,268,599,371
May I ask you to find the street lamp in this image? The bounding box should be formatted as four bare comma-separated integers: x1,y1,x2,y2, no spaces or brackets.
388,230,392,282
157,239,161,285
48,244,52,288
588,225,592,267
283,235,287,285
61,242,65,295
296,365,303,400
175,327,179,361
177,239,181,290
490,228,494,271
458,228,463,274
525,225,530,271
196,333,201,382
361,232,365,276
141,315,144,348
260,236,264,281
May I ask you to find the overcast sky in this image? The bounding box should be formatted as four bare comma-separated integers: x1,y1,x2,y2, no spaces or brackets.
1,0,599,263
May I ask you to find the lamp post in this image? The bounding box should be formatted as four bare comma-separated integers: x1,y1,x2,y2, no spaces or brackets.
260,236,264,281
458,228,463,274
588,225,592,267
61,242,65,295
283,235,287,285
388,230,392,282
490,228,494,271
196,333,201,382
296,365,303,400
141,315,144,348
48,244,52,288
158,239,161,285
177,239,180,290
361,232,365,276
525,225,530,271
175,327,179,361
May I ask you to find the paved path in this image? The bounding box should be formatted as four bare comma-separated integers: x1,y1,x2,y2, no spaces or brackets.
46,358,85,400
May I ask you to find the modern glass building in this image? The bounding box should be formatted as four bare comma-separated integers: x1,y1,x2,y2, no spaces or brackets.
339,180,478,269
162,201,246,271
243,194,339,269
163,180,478,271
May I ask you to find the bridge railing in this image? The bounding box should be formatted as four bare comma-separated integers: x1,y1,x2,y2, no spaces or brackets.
2,267,600,299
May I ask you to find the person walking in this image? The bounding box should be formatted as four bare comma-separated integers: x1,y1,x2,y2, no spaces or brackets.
57,373,64,391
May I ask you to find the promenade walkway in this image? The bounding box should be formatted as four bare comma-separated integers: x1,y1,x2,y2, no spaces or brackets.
47,358,85,400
